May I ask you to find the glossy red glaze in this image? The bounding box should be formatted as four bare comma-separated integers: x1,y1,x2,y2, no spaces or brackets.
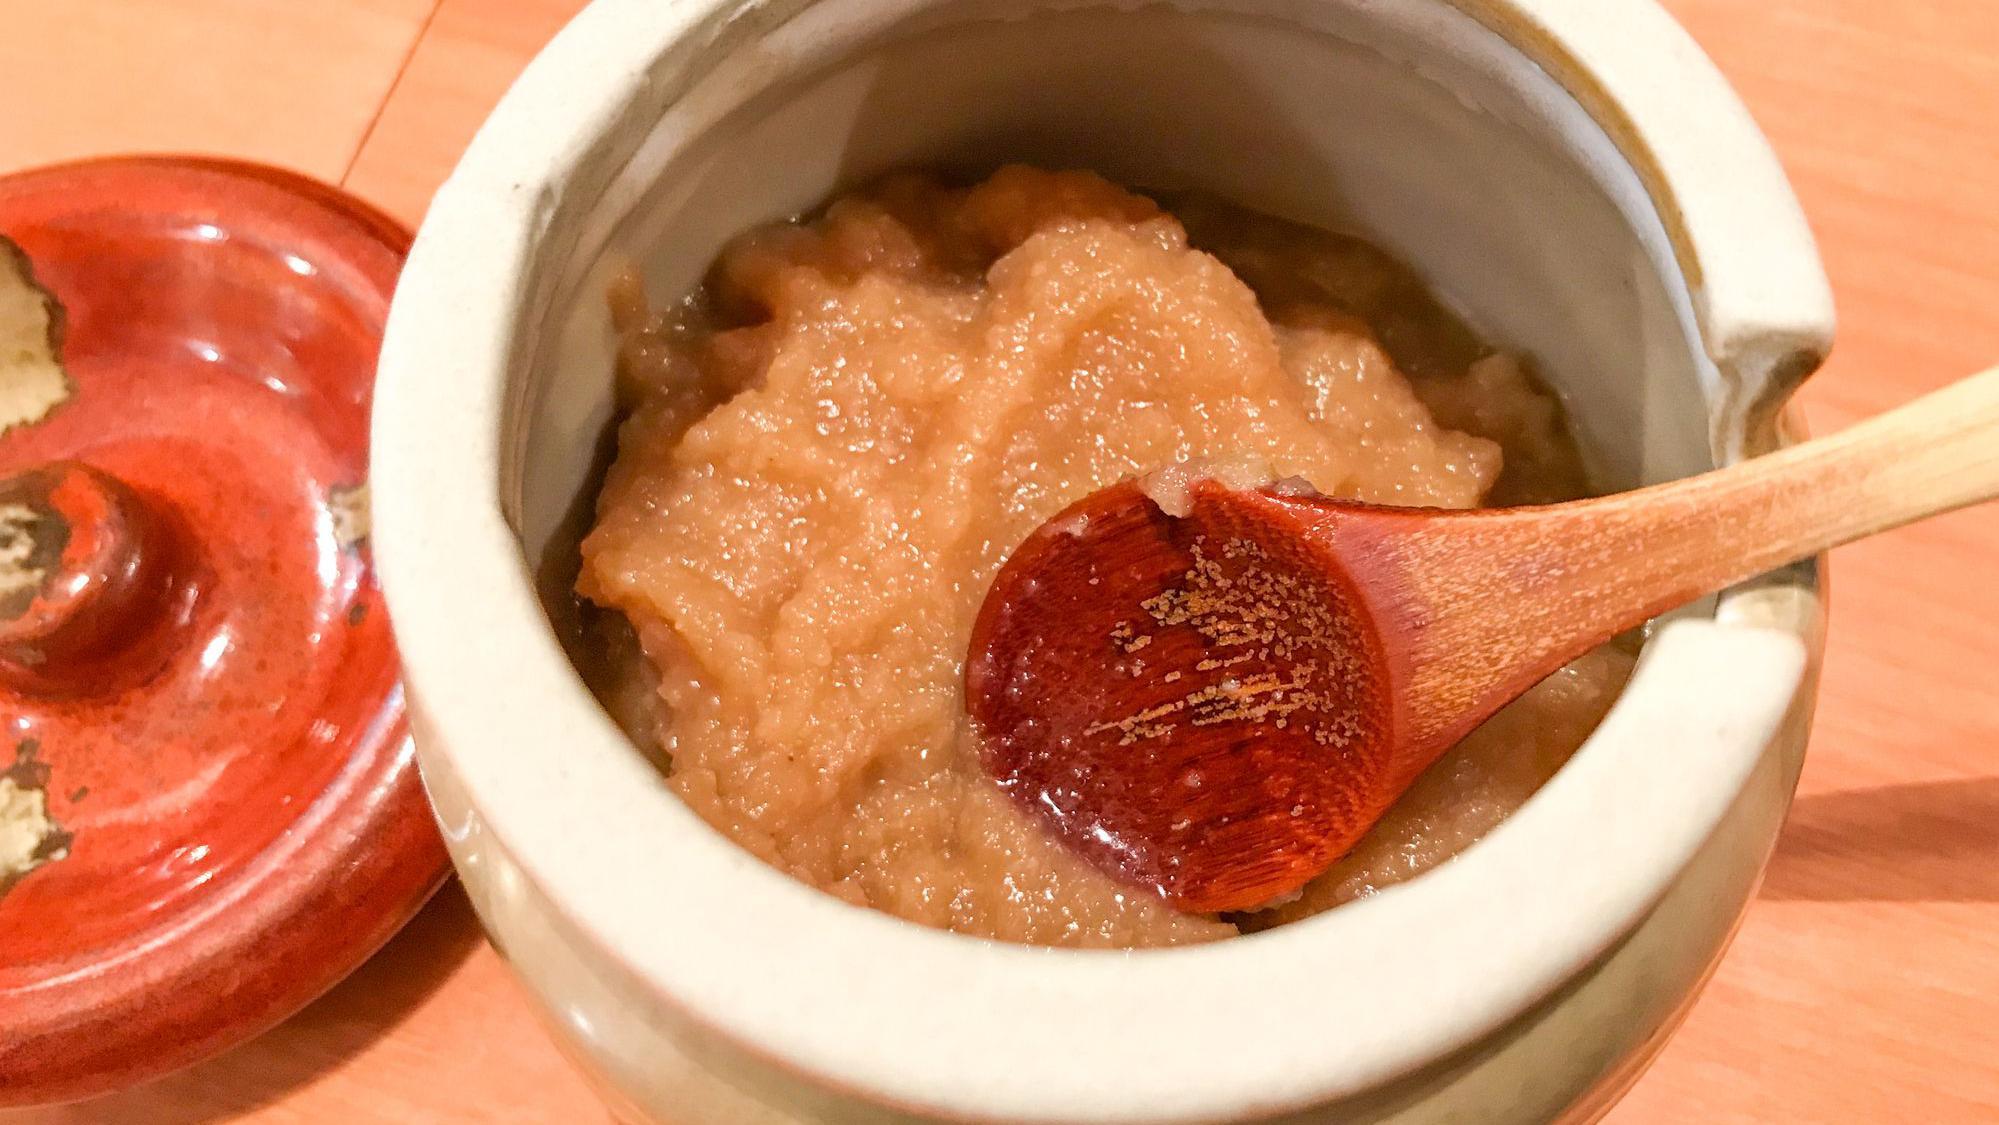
0,158,446,1105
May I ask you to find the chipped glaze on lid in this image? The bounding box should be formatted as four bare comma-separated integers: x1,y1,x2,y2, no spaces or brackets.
0,157,445,1106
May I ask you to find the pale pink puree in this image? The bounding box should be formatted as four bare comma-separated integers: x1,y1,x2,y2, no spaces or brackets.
579,168,1632,947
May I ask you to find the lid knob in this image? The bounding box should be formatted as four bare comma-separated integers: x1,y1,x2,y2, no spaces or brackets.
0,461,177,691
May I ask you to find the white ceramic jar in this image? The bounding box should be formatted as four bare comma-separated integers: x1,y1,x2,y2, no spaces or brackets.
372,0,1834,1120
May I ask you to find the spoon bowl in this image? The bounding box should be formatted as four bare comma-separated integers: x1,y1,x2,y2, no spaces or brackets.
969,477,1400,912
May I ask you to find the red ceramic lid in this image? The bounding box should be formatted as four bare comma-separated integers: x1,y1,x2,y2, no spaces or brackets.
0,157,446,1104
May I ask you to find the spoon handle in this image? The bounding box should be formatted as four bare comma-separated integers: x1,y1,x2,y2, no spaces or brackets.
1696,362,1999,553
1366,363,1999,749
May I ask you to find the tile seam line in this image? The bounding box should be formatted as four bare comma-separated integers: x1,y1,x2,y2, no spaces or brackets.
341,0,448,187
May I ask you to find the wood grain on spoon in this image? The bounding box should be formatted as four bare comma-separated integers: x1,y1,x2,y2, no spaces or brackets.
967,365,1999,914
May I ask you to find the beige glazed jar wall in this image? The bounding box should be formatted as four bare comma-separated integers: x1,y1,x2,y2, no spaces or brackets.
372,0,1835,1121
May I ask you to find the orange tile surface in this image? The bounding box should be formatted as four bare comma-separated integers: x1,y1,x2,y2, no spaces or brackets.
4,0,1997,1121
342,0,585,225
0,0,435,182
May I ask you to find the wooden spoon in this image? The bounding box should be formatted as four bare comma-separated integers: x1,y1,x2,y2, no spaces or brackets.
965,366,1999,914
